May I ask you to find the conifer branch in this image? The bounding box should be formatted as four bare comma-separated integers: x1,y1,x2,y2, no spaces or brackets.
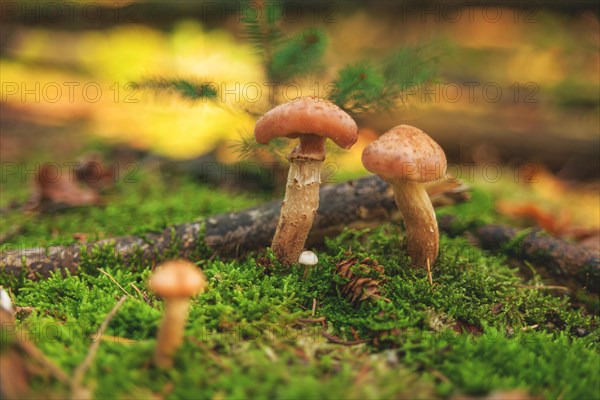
382,43,440,93
231,133,289,163
328,42,443,114
137,78,218,101
241,0,283,70
269,28,328,81
328,62,389,113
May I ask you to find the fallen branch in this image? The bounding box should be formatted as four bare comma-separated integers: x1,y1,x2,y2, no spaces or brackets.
439,216,600,292
0,176,467,280
2,176,596,291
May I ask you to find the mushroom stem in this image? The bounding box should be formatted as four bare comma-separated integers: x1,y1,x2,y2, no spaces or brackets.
271,158,322,265
154,297,190,368
390,181,439,268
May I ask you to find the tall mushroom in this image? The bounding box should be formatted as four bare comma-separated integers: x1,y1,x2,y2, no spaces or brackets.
149,260,207,368
254,97,358,265
361,125,447,268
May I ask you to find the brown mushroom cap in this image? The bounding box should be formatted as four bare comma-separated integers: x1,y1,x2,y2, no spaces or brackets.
362,125,447,182
254,97,358,149
149,260,207,298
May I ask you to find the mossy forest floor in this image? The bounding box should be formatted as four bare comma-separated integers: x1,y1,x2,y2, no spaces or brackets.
1,165,599,400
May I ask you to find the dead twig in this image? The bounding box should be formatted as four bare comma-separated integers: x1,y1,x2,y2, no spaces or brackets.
297,317,326,324
426,258,433,286
517,285,570,291
321,331,371,346
130,282,151,304
98,269,133,298
521,324,539,332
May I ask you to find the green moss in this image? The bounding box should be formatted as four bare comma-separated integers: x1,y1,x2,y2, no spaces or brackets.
436,187,498,232
1,172,263,249
2,176,598,399
434,329,599,399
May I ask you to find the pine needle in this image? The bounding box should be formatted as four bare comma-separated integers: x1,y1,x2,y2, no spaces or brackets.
98,269,133,298
269,28,328,81
241,0,284,64
230,133,289,163
427,258,434,286
130,282,151,304
328,40,445,114
137,78,218,101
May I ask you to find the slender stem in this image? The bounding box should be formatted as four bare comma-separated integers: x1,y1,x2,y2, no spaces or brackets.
271,159,322,265
154,298,190,368
390,181,439,268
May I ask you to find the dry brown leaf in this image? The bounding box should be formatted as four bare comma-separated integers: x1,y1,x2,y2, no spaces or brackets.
24,164,99,211
496,201,572,236
23,155,115,212
497,199,600,250
72,233,89,243
75,153,115,191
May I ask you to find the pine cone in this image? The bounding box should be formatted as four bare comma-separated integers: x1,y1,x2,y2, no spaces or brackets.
335,256,386,304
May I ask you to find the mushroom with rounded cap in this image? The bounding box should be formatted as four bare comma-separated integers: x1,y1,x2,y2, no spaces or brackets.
298,250,319,266
299,250,318,279
255,96,358,265
149,259,207,368
361,125,447,268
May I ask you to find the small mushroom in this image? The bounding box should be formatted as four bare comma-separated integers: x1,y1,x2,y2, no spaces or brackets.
0,288,15,332
0,288,14,315
255,97,358,265
298,250,319,279
298,251,319,266
149,260,207,368
361,125,447,268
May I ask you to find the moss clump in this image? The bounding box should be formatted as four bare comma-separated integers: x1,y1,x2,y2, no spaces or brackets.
2,225,597,399
1,175,598,399
0,171,264,249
